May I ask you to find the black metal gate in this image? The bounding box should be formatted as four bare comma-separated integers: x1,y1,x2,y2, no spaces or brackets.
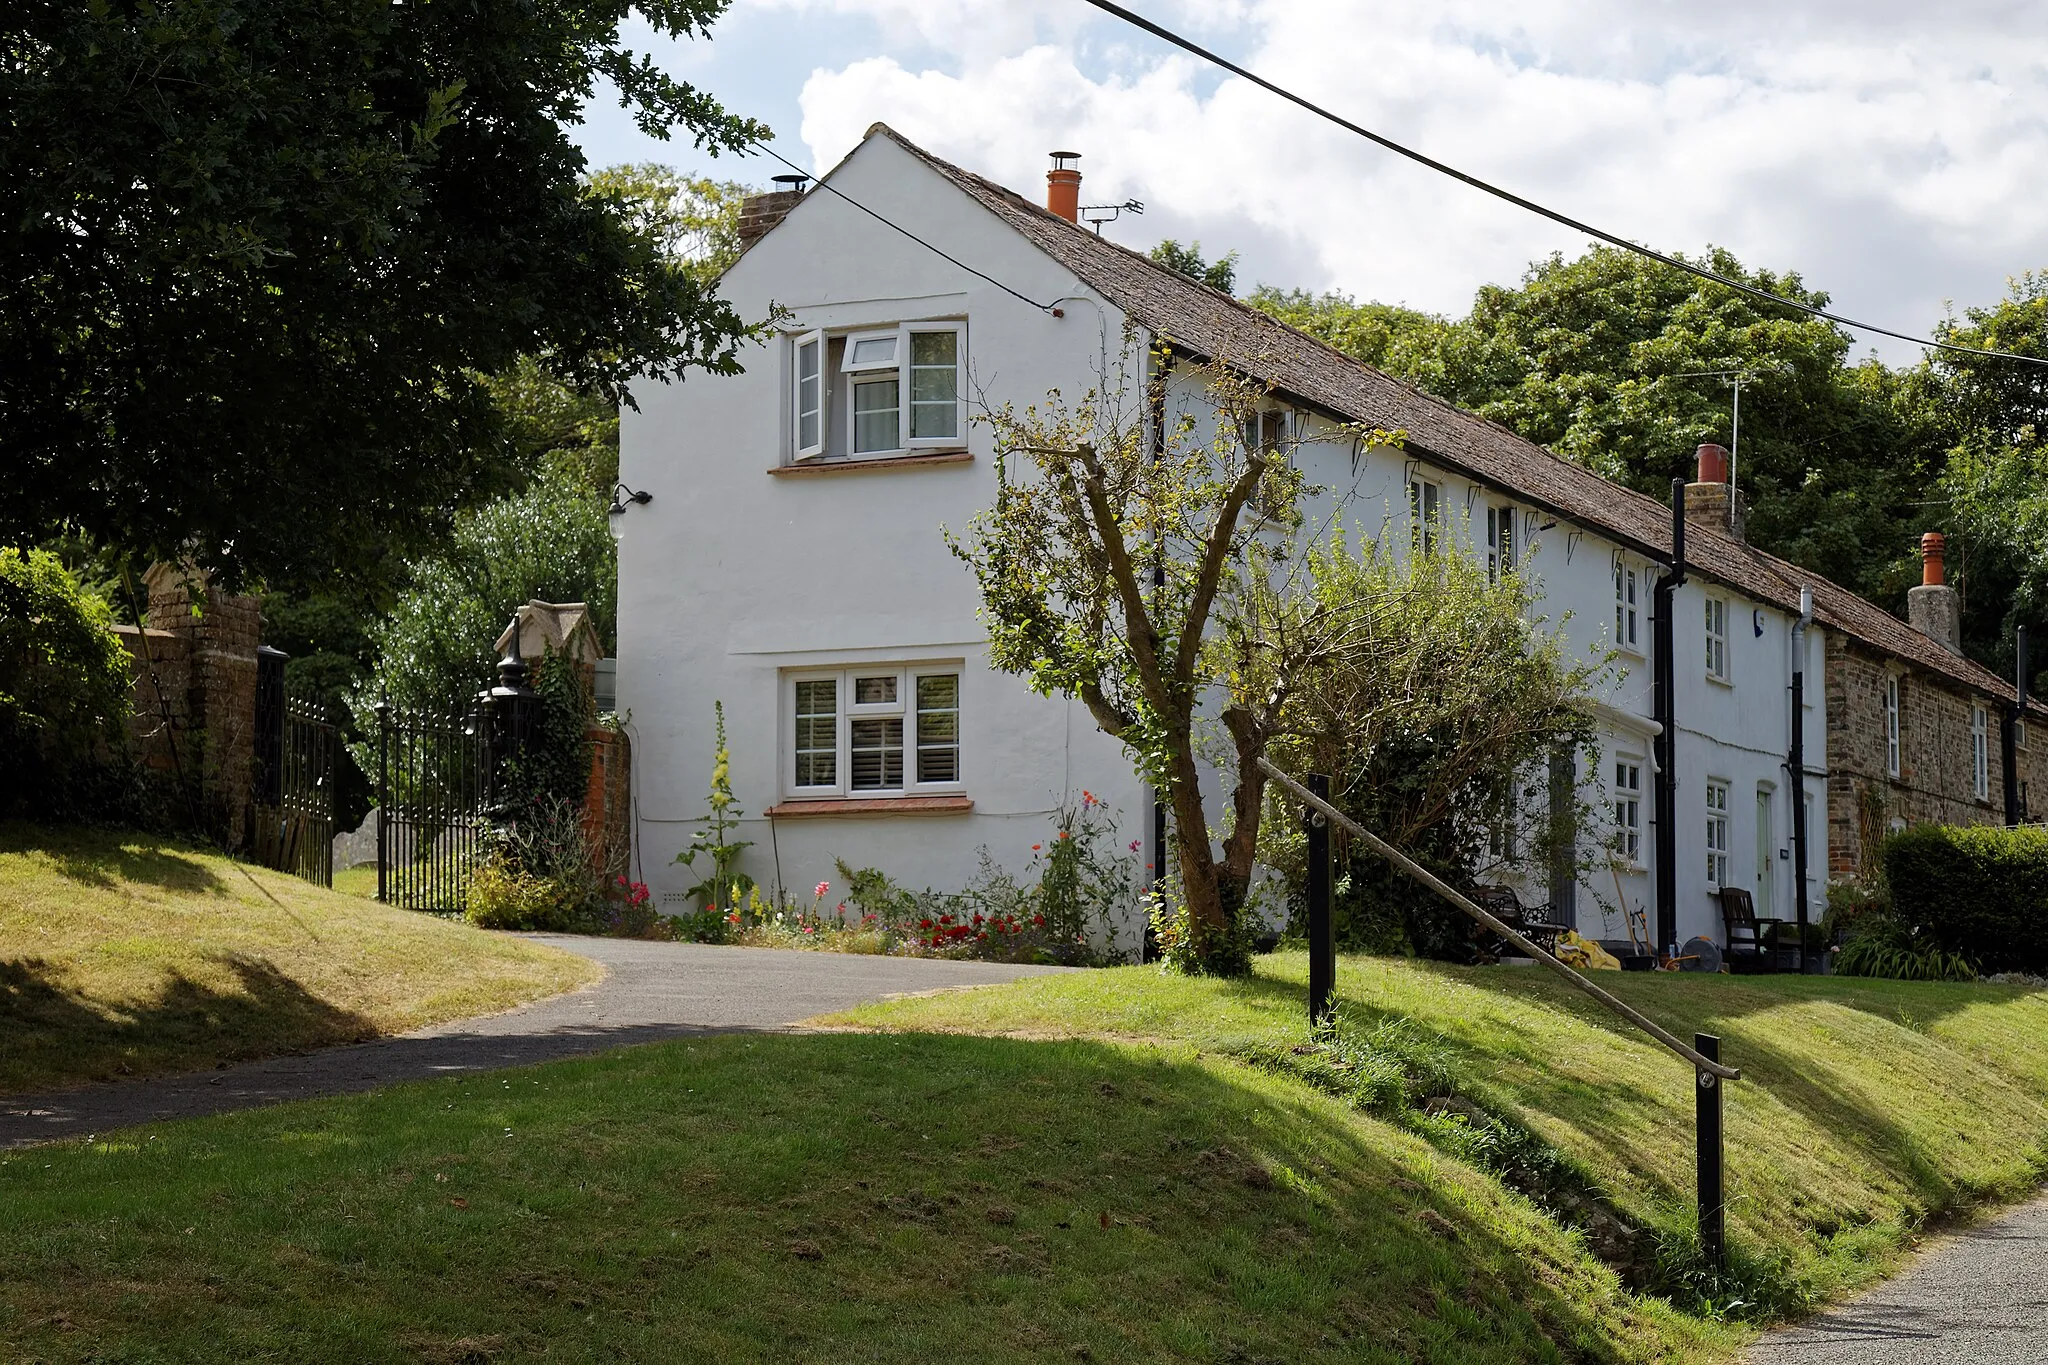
251,648,337,886
375,703,489,913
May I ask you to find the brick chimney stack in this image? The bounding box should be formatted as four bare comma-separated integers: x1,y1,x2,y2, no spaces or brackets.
1682,442,1748,542
1907,531,1962,654
1046,151,1081,222
737,173,811,247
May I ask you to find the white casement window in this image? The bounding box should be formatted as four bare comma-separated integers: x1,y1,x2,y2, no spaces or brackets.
784,666,963,797
1704,597,1729,680
1409,478,1442,555
1974,705,1990,800
1885,676,1901,778
1705,779,1731,888
1487,505,1516,581
789,322,966,461
1612,756,1643,864
1614,564,1639,652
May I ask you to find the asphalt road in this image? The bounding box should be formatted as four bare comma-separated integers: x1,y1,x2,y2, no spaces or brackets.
0,937,1066,1148
1746,1192,2048,1364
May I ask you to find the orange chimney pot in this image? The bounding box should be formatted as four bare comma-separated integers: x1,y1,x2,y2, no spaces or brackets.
1696,443,1730,485
1046,151,1081,222
1921,531,1946,587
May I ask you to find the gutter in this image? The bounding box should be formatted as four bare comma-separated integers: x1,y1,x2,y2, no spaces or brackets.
1652,478,1687,955
1789,585,1815,973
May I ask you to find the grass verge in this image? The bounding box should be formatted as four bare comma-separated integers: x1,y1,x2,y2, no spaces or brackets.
0,823,598,1093
0,1030,1727,1363
830,952,2048,1319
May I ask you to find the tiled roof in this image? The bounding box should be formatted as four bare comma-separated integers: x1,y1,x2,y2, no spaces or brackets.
874,126,2033,711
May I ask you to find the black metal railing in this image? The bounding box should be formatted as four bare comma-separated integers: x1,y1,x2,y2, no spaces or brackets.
250,670,336,887
376,703,488,913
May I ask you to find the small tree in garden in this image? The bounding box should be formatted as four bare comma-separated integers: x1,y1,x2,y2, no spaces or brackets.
953,342,1397,976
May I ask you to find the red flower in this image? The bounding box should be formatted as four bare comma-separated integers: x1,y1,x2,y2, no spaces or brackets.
1031,844,1041,852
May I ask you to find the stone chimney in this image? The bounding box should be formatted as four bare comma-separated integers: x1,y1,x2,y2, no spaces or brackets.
1907,532,1962,654
1682,442,1748,542
736,174,811,247
1046,151,1081,222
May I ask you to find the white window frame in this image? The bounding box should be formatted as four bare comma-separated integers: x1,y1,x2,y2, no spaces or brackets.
1705,778,1731,889
1615,563,1640,654
1409,477,1442,555
1487,504,1516,582
792,330,826,459
1974,704,1990,800
781,664,965,799
1885,675,1901,778
789,321,967,462
1704,596,1729,681
1611,753,1644,867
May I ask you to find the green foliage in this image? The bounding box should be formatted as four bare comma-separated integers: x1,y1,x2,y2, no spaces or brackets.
0,548,135,815
350,470,615,727
1259,533,1605,957
1148,239,1238,294
465,856,583,933
502,652,597,816
3,0,767,593
1244,287,1447,370
1881,822,2048,975
1148,885,1258,977
672,701,754,912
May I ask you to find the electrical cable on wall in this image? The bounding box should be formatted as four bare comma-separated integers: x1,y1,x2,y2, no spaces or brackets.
1081,0,2048,370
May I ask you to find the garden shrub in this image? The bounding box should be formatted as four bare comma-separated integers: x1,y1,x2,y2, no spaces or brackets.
465,857,580,931
1882,822,2048,974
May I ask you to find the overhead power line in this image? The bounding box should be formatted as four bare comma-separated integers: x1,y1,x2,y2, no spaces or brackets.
753,142,1057,313
1080,0,2048,369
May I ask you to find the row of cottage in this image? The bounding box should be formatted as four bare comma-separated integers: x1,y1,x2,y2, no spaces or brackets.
615,124,2045,956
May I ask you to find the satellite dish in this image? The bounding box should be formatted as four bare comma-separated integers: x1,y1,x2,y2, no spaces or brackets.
1679,936,1724,973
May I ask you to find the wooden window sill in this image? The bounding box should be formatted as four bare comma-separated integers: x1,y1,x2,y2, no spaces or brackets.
766,796,974,818
770,451,973,477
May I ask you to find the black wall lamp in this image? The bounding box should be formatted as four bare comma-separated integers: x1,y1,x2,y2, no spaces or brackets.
608,484,653,516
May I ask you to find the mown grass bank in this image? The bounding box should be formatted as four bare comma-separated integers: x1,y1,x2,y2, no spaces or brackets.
0,1029,1725,1363
0,823,597,1093
832,952,2048,1316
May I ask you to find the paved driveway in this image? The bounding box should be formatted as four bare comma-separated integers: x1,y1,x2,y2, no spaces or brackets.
1746,1192,2048,1364
0,937,1066,1148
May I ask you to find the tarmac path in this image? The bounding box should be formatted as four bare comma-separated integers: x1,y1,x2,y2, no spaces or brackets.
0,937,1065,1148
1746,1192,2048,1364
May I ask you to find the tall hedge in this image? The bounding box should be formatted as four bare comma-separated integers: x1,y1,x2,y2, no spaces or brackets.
1883,823,2048,974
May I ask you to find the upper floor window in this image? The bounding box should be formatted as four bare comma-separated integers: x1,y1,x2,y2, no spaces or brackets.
1486,505,1516,581
1884,676,1901,778
1614,564,1639,652
1974,704,1990,800
791,322,965,462
785,666,963,798
1704,597,1729,680
1409,477,1441,555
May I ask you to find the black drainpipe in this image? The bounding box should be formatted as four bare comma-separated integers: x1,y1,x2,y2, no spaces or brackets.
1653,478,1688,955
1789,585,1814,973
2006,625,2030,827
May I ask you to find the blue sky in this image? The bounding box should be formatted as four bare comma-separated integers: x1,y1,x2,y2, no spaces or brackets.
573,1,2048,365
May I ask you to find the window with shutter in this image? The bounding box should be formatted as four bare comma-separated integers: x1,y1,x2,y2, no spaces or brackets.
784,665,965,798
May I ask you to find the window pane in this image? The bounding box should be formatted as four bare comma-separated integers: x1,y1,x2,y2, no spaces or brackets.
849,335,897,366
794,679,837,787
916,674,960,784
854,675,898,705
910,331,958,439
850,718,904,790
797,339,821,451
853,377,900,452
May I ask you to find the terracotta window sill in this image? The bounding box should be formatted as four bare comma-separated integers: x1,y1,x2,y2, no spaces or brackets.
769,451,973,477
766,795,974,818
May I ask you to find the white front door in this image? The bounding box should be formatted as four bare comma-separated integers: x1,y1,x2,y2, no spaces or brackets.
1755,786,1776,917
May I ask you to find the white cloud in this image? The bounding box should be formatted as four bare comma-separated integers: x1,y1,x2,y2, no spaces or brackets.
766,0,2048,358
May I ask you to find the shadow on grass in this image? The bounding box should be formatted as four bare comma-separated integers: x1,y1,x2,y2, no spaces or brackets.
0,1030,1709,1365
0,952,375,1096
0,821,226,896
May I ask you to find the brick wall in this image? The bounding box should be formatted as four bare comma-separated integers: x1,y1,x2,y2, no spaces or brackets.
132,563,265,849
1824,633,2048,880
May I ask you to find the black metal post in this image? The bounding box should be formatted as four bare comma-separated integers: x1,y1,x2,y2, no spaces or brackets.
376,698,390,905
1306,772,1333,1026
1696,1031,1726,1271
1790,668,1810,972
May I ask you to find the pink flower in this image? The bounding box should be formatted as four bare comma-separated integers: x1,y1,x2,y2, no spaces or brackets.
815,881,831,898
1129,840,1141,852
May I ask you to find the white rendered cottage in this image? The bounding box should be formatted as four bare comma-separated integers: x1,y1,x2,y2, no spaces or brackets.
617,124,2032,957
